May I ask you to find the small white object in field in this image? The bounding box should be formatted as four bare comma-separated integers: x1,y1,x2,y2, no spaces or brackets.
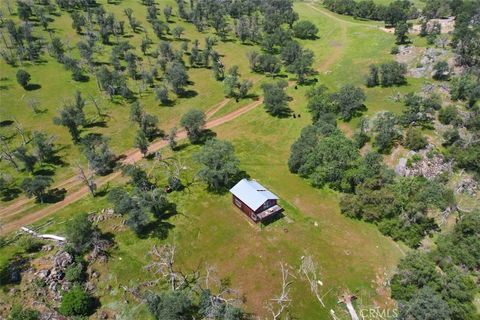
317,280,323,286
314,221,318,227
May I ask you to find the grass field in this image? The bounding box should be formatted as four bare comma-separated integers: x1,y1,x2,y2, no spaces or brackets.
0,0,422,318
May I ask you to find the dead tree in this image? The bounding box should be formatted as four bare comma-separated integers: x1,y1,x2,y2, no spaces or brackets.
88,231,111,262
145,244,184,291
78,165,96,196
0,138,19,170
265,263,294,320
87,93,105,118
191,264,243,318
299,255,325,307
13,118,30,145
338,293,359,320
26,96,41,113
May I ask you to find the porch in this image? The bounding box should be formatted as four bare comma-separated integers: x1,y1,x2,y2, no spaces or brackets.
254,205,284,222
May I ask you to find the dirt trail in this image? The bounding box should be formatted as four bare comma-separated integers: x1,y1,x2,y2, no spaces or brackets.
306,2,379,29
1,2,351,234
0,99,231,219
0,98,263,234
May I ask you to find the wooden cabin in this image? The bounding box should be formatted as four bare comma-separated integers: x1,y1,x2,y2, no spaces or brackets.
229,179,283,223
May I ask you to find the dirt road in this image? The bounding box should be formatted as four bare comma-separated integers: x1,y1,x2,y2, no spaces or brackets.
1,2,350,234
0,98,263,234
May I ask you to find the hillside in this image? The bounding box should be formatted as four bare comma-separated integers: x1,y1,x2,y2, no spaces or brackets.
0,0,479,319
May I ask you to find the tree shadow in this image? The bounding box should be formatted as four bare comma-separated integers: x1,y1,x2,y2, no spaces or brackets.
73,74,90,82
139,219,175,240
83,120,108,128
81,132,104,143
42,188,67,203
298,77,320,86
345,104,368,122
0,255,30,285
94,184,111,198
0,120,14,127
194,129,217,145
159,99,175,107
34,168,55,176
46,154,68,167
171,142,189,152
206,170,250,195
25,83,41,91
178,89,198,99
1,187,22,201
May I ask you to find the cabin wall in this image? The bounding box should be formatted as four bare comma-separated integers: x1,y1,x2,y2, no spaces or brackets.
232,195,255,220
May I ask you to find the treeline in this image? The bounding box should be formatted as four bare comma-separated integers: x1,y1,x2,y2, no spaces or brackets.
323,0,419,25
391,211,480,320
287,87,453,247
175,0,319,84
287,65,480,247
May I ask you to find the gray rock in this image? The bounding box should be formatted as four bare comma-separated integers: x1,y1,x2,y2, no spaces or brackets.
395,158,408,176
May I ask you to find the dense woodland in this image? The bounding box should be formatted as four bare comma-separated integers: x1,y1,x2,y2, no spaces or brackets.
0,0,479,318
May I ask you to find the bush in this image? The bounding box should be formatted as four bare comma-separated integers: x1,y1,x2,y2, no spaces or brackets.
17,236,43,253
438,106,459,125
59,285,94,316
65,263,85,283
379,61,407,86
404,127,428,151
432,61,449,80
9,305,40,320
293,20,319,39
16,69,31,89
390,46,400,54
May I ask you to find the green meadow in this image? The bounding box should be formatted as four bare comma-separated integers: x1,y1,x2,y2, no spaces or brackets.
0,0,425,318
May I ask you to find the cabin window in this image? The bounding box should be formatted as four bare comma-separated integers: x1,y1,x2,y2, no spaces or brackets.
234,198,242,208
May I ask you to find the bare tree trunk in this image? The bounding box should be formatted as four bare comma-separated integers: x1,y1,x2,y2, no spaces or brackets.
78,165,96,196
87,93,103,118
339,294,359,320
266,263,294,320
0,139,19,170
13,119,29,145
299,255,326,307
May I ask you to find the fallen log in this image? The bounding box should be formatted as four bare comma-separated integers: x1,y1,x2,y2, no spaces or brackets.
20,227,66,242
338,293,359,320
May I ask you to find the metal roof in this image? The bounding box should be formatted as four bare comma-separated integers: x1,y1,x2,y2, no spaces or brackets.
229,179,279,211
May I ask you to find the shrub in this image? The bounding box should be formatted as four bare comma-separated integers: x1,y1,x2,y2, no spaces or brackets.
438,106,459,125
65,263,85,283
17,236,43,253
59,285,94,316
293,20,319,39
390,46,400,54
9,305,40,320
432,61,449,80
404,127,428,151
16,69,31,89
379,61,407,86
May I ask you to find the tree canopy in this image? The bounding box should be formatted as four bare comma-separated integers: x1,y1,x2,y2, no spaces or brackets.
193,139,241,192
